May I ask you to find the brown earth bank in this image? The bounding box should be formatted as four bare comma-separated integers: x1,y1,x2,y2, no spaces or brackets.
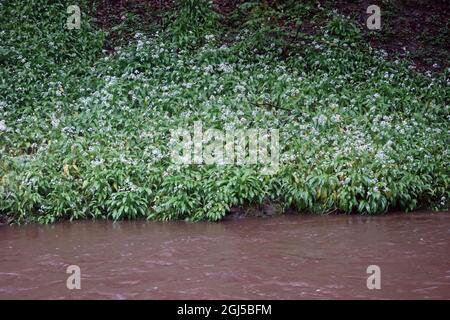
327,0,450,72
91,0,450,72
223,203,446,220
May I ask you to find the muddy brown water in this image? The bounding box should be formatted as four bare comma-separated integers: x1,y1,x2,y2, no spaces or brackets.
0,211,449,299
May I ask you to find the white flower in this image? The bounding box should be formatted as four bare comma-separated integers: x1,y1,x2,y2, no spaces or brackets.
0,120,7,131
218,63,233,73
331,114,341,123
51,115,60,128
375,151,386,161
314,114,327,125
91,158,104,166
204,65,213,73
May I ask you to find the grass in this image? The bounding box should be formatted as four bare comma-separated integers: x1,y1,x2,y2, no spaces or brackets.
0,0,449,223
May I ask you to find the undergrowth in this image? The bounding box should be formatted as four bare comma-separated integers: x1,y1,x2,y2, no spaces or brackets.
0,0,449,223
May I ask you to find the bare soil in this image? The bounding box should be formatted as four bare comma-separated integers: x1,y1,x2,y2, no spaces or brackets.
92,0,450,71
328,0,450,72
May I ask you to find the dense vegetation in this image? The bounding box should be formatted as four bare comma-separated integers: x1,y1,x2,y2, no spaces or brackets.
0,0,448,223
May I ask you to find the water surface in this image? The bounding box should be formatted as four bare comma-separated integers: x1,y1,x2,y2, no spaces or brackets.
1,211,449,299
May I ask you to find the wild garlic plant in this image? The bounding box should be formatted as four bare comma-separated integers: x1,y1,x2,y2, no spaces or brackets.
0,0,448,223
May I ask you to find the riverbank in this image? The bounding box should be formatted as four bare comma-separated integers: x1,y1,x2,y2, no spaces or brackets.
0,0,449,223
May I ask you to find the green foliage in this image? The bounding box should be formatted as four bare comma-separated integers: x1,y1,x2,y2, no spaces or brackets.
0,1,449,224
325,12,362,43
169,0,221,47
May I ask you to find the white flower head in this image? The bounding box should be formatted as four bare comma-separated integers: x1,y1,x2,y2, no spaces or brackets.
0,120,7,131
205,34,215,41
51,115,60,128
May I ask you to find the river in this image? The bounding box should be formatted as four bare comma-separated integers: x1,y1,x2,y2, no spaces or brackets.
0,211,449,299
